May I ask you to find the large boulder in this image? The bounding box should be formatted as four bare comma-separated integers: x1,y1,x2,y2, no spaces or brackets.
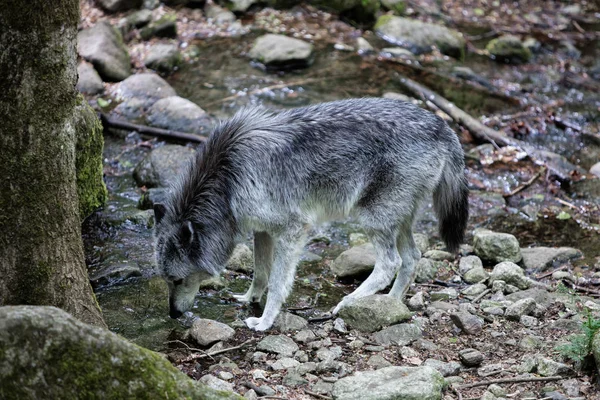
77,22,131,82
147,96,213,135
0,306,241,400
374,15,465,58
486,35,532,64
144,43,182,73
113,73,177,119
331,243,375,278
489,262,529,290
332,366,444,400
338,295,412,332
133,145,196,188
473,229,522,263
97,0,142,12
77,62,104,95
520,247,582,271
248,34,314,69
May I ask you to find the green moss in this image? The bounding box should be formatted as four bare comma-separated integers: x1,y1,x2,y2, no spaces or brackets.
486,35,532,64
74,95,107,219
374,14,394,31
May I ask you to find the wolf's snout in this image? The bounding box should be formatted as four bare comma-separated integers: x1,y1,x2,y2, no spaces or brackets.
169,302,183,319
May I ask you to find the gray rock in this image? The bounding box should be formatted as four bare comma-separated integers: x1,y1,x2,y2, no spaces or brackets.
489,262,529,290
415,257,439,282
348,232,368,247
414,233,429,253
505,298,537,320
464,266,489,283
408,291,425,311
89,263,142,286
382,92,411,102
331,243,375,278
519,335,543,350
505,288,553,307
205,3,236,24
461,283,488,297
228,0,259,12
98,0,142,12
257,335,299,357
189,318,235,346
473,229,522,263
127,9,153,28
427,301,458,313
312,380,334,395
338,295,412,333
140,14,177,40
373,323,422,346
200,374,234,392
114,73,177,111
367,355,392,369
294,329,316,343
486,35,532,64
430,288,458,301
248,34,314,69
244,389,258,399
227,244,254,273
133,145,196,188
491,280,506,293
356,37,374,54
77,62,104,95
0,306,241,399
78,22,131,82
380,47,415,59
450,312,484,335
424,250,454,261
458,348,484,366
537,357,572,377
138,187,169,210
423,359,461,377
282,371,308,387
520,247,582,271
374,15,465,58
147,96,212,135
332,366,444,400
273,312,308,332
381,0,406,13
459,255,483,275
271,357,300,371
520,315,538,327
590,162,600,178
333,318,347,333
144,43,182,73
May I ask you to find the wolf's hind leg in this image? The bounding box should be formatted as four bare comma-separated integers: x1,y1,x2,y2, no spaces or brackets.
234,232,273,303
245,228,306,331
388,230,420,299
333,232,400,314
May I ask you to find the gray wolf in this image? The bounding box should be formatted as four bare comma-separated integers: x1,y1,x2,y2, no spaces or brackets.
153,98,468,331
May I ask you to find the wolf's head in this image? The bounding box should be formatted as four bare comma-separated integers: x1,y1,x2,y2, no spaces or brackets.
153,203,213,318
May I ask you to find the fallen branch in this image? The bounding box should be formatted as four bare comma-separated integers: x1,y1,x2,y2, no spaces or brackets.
308,314,333,323
455,375,564,390
180,338,256,362
503,167,546,198
99,113,206,144
471,289,491,304
535,265,568,280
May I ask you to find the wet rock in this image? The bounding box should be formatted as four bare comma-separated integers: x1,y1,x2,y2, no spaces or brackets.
473,229,522,263
141,14,178,40
78,22,131,82
200,374,234,392
489,262,529,290
423,359,461,377
205,3,236,24
90,263,142,287
374,15,465,58
77,62,104,95
458,348,483,366
133,145,196,188
486,35,532,64
450,311,484,335
537,357,572,377
408,291,425,311
273,312,308,332
139,187,169,209
227,244,254,273
459,255,483,275
520,247,582,271
415,257,439,283
257,335,299,357
373,323,422,346
380,47,415,59
331,243,375,278
98,0,142,12
505,298,536,321
332,366,444,400
248,34,314,69
338,295,412,333
189,319,235,346
114,73,177,112
144,43,182,73
0,306,241,399
147,96,212,135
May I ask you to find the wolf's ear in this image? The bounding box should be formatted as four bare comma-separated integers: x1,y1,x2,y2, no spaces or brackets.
153,203,167,224
179,221,195,248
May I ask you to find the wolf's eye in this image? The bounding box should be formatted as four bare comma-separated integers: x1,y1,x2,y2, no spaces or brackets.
173,279,184,285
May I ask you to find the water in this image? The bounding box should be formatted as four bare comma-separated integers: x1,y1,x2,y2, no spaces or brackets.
84,24,600,350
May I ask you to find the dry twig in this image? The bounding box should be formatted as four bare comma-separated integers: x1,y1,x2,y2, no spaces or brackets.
180,338,256,363
100,113,206,144
456,375,564,390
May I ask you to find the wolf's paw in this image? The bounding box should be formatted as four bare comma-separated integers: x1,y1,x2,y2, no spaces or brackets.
233,293,253,303
244,317,272,331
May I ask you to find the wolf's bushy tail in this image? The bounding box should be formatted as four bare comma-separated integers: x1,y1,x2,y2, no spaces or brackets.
433,142,469,253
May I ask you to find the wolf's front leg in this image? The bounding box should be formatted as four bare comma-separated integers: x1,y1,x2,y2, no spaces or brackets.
233,232,273,303
245,229,305,331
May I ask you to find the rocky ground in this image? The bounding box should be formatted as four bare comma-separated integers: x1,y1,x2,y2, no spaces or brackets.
75,0,600,399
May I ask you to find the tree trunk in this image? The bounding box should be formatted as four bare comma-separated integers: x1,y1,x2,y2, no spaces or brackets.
0,0,106,327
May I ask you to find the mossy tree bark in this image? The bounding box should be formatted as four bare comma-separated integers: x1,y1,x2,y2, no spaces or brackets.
0,0,106,327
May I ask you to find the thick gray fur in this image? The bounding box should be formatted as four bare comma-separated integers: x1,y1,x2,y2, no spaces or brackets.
153,98,469,331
